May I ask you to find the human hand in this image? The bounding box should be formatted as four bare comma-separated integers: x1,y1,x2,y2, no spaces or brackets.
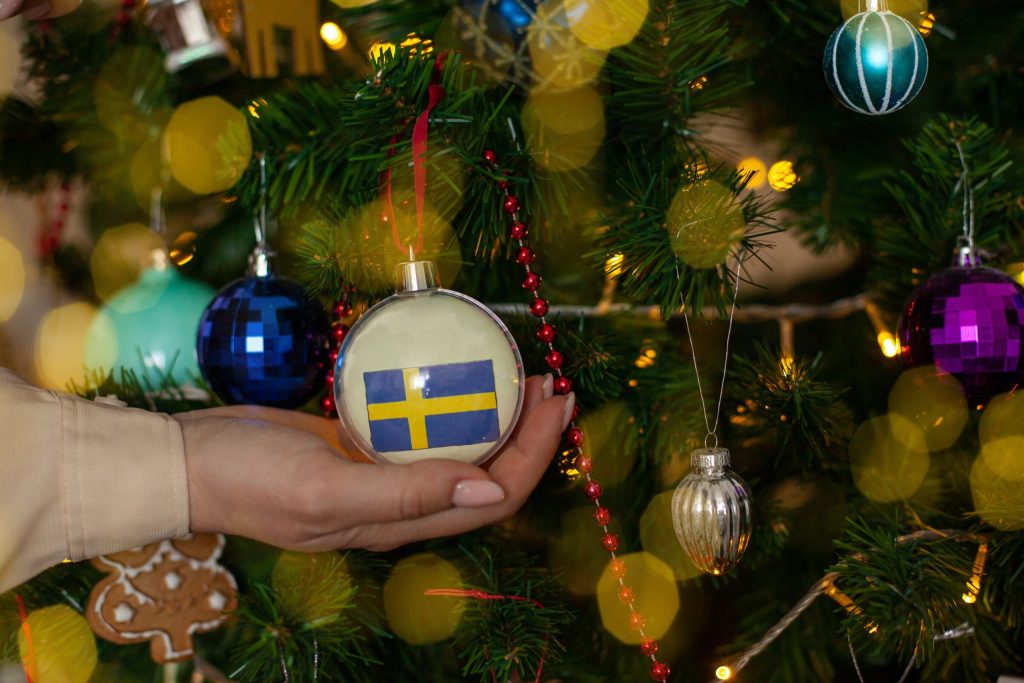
175,375,574,552
0,0,81,21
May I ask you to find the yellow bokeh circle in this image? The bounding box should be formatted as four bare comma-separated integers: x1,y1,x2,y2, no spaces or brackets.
35,303,113,390
0,235,25,323
970,456,1024,531
18,605,98,683
272,551,353,623
90,224,165,305
979,437,1024,483
596,552,679,644
383,553,465,644
528,0,608,89
667,180,745,269
887,366,968,452
549,506,624,595
639,490,702,581
980,391,1024,444
767,160,799,192
849,414,930,502
522,86,605,172
564,0,649,50
736,157,767,190
163,96,253,195
577,401,639,486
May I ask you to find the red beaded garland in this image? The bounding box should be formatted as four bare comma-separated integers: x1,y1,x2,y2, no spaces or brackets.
553,376,572,395
618,586,636,604
515,246,535,265
522,272,542,291
575,454,593,473
483,149,498,164
583,480,602,500
609,558,628,578
640,639,659,656
509,221,528,240
537,323,557,343
503,195,521,214
545,349,563,369
332,326,347,341
649,662,670,682
571,403,581,420
321,395,335,412
601,533,620,552
566,426,584,447
629,613,647,631
530,298,550,317
593,506,612,525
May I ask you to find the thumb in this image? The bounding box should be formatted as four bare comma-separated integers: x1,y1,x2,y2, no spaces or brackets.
341,459,506,525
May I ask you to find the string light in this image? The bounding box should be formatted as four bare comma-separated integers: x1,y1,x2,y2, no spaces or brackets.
767,161,799,192
369,41,396,60
399,32,433,55
823,579,878,633
877,332,900,358
690,74,709,91
961,541,988,604
320,22,348,51
716,665,733,680
918,11,935,37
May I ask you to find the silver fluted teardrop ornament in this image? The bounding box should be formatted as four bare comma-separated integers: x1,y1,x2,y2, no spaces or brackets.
671,447,753,575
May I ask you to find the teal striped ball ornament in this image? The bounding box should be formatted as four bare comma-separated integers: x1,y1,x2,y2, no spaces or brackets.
823,9,928,115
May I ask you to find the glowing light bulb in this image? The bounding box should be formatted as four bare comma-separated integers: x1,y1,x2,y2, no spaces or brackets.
690,74,709,91
369,41,396,61
320,22,348,51
962,542,988,604
737,156,767,190
716,665,733,680
918,11,935,37
767,161,799,192
877,332,900,358
605,253,625,278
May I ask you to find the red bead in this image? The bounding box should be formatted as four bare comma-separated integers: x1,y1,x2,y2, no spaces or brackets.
332,326,348,342
593,506,611,525
566,426,584,447
553,376,572,395
601,533,620,552
530,298,550,317
326,373,334,384
630,612,647,631
498,179,510,190
649,662,670,681
537,322,557,343
575,454,592,473
583,479,602,500
522,272,542,291
329,350,339,363
545,349,563,370
618,586,636,604
321,395,335,412
609,558,627,578
640,639,659,656
117,10,130,24
483,149,497,164
571,403,581,420
503,195,520,214
509,221,528,240
515,246,535,265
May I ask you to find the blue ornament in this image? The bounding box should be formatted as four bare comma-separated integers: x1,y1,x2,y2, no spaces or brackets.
85,266,214,385
823,9,928,115
196,275,329,408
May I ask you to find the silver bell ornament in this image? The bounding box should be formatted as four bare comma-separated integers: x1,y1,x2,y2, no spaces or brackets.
671,446,753,575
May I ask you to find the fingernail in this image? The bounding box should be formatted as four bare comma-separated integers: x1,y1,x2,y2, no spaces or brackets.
562,392,576,431
0,0,25,19
542,373,553,399
452,480,506,507
22,0,51,18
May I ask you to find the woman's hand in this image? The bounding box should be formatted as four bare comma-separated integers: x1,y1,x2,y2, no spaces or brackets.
175,375,573,552
0,0,81,21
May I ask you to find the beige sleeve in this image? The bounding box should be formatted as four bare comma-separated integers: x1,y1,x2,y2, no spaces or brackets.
0,368,189,592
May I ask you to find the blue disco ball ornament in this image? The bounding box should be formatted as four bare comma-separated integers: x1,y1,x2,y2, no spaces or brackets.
823,8,927,115
196,275,329,408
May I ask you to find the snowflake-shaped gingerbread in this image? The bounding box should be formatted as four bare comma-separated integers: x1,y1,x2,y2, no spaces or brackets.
86,533,237,663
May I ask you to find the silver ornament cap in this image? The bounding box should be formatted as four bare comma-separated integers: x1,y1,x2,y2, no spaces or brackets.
671,447,753,575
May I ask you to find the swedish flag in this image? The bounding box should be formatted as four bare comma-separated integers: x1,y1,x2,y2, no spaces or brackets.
363,360,500,452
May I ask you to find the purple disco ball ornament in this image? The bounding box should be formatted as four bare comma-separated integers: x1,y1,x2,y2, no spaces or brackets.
897,263,1024,405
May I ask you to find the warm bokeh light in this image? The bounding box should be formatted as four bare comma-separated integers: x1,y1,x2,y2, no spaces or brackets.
18,605,98,683
849,414,929,502
90,224,165,304
578,402,639,485
1006,263,1024,287
35,302,110,389
383,553,465,644
522,86,605,171
549,506,624,595
369,41,396,61
596,552,678,644
93,47,170,143
961,542,987,605
767,160,799,192
840,0,927,23
716,665,733,680
888,366,968,452
0,235,25,322
877,331,900,358
639,490,702,581
736,156,767,190
399,32,433,55
605,253,625,278
690,74,709,91
169,231,198,266
979,437,1024,482
320,22,348,51
272,551,352,622
528,1,608,89
971,456,1024,531
917,11,936,37
564,0,649,51
330,0,377,6
667,180,745,268
163,96,253,195
980,390,1024,444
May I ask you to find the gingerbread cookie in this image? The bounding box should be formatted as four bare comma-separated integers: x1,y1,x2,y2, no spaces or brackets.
86,534,238,663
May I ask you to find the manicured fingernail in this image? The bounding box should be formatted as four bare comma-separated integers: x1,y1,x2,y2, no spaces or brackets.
562,392,576,431
22,0,51,18
0,0,25,19
542,373,553,399
452,480,506,507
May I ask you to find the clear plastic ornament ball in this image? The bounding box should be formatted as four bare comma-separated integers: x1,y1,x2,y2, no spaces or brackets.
334,259,525,465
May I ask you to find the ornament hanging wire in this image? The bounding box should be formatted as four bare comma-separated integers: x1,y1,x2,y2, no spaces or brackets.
847,632,917,683
251,153,272,277
953,140,976,250
677,253,745,448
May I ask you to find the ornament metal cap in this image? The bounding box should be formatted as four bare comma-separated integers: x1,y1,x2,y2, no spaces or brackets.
248,246,274,278
954,241,982,268
397,259,439,292
690,447,731,474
